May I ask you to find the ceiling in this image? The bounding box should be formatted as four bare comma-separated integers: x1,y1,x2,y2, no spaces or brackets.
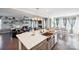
15,8,79,17
0,8,36,17
0,8,79,18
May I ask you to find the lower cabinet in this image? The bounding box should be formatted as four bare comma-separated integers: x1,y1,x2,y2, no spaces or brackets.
31,35,57,50
48,35,57,50
22,34,57,50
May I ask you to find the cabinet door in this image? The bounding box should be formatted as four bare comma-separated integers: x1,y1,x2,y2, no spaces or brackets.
48,33,58,50
48,36,55,50
50,38,55,49
48,39,52,50
54,33,58,44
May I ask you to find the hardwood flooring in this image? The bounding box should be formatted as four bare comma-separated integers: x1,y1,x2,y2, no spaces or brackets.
52,34,79,50
0,32,79,50
0,32,18,50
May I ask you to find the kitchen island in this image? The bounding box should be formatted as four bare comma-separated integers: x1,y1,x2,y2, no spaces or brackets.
16,30,49,50
16,29,57,50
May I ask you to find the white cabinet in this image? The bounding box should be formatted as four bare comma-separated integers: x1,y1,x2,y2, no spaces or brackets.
48,34,57,50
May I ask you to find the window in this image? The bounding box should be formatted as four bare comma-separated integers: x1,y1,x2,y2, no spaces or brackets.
51,16,79,34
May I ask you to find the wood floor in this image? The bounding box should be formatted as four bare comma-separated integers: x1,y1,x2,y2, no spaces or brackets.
53,34,79,50
0,32,79,50
0,32,18,50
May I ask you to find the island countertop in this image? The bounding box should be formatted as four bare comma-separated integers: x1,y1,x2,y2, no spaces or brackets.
16,30,48,50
